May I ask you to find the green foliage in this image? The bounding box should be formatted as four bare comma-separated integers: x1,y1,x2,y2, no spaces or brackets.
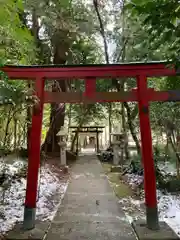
0,0,180,164
126,0,180,62
0,0,35,64
69,103,107,126
165,76,180,90
69,37,103,64
0,80,31,106
0,65,37,107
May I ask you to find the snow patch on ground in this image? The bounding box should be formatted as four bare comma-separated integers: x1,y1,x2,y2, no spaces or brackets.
125,173,143,189
0,159,68,234
121,171,180,237
159,194,180,236
159,162,177,175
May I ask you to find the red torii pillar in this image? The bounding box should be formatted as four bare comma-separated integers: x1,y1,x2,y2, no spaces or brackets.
137,75,159,230
23,77,45,230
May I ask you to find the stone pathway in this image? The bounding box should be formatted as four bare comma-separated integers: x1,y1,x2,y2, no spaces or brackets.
45,154,137,240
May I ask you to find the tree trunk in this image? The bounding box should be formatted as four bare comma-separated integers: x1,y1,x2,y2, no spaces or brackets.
114,80,141,155
67,104,72,142
168,131,180,178
124,102,141,155
14,117,17,150
121,102,129,159
43,89,66,153
93,0,140,157
70,106,91,152
3,106,12,148
43,32,70,153
108,103,112,145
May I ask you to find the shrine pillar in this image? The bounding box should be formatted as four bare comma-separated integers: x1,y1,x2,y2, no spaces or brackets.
23,77,45,230
137,75,159,230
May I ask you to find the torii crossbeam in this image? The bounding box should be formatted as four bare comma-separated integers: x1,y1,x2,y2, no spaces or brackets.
0,61,179,231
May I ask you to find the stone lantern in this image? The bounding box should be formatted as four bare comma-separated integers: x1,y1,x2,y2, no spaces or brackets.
57,128,68,166
110,133,125,166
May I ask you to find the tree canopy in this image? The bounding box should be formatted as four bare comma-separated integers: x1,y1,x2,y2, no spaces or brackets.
0,0,180,172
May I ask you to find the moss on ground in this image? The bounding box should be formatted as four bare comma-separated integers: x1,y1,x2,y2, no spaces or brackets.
102,163,112,174
102,163,133,198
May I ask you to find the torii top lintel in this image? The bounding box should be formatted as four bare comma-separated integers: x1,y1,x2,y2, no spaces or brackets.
1,61,177,79
70,126,105,133
1,61,179,104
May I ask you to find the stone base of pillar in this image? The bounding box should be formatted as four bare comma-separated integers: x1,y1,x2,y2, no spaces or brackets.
6,220,50,240
132,220,179,240
62,165,69,174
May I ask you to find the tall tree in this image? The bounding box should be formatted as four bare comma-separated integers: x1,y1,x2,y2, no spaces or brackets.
22,0,98,153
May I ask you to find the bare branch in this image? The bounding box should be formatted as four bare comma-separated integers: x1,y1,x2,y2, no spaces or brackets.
93,0,109,64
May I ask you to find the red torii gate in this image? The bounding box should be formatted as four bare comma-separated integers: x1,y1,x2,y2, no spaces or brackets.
1,61,178,231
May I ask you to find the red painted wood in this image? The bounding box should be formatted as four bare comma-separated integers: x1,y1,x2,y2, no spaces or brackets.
132,89,170,102
1,63,176,79
137,75,157,209
25,77,45,208
43,90,172,103
84,78,96,97
43,91,137,103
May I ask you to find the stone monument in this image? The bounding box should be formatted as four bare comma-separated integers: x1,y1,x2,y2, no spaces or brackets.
57,127,68,166
110,133,125,166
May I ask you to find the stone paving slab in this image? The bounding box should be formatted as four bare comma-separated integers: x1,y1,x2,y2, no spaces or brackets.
6,220,50,240
45,154,136,240
48,221,135,240
52,213,128,223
